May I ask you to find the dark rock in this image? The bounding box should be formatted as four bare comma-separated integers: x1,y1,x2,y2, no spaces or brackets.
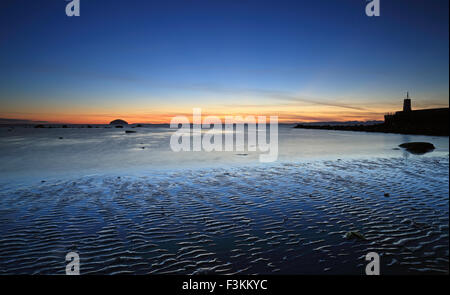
110,119,128,125
115,125,123,128
125,130,136,133
344,231,366,240
34,124,45,128
384,193,390,197
58,137,63,139
399,142,435,155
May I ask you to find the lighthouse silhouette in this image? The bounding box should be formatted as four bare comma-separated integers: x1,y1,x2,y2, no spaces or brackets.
403,92,412,112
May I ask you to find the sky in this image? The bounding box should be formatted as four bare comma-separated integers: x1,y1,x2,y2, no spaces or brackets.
0,0,448,124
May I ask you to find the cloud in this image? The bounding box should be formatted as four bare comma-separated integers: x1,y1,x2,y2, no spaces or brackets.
6,62,368,111
268,93,368,111
180,83,368,111
0,118,48,124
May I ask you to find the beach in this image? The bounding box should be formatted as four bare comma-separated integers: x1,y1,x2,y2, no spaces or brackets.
0,126,448,274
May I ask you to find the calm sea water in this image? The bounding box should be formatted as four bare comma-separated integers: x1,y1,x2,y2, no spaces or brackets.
0,125,448,184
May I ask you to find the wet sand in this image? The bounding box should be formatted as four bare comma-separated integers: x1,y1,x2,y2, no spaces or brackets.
0,156,448,275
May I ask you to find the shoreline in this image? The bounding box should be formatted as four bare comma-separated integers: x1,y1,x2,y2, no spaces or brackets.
293,123,449,136
1,154,449,188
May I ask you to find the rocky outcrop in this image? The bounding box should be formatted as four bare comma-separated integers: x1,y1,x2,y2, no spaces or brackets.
109,119,128,125
399,142,435,154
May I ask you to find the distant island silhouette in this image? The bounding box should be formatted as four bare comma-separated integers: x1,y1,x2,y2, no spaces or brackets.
295,93,449,136
109,119,128,125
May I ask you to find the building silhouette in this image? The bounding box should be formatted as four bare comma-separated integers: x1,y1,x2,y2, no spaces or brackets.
384,92,449,134
295,92,448,136
403,92,411,112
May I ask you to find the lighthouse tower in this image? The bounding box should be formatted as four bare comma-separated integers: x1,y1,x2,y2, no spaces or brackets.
403,92,412,112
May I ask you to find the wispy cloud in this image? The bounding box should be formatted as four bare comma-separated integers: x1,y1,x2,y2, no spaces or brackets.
5,62,368,111
0,118,48,124
182,83,368,111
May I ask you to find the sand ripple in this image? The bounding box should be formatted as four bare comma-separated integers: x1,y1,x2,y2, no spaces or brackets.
0,156,448,274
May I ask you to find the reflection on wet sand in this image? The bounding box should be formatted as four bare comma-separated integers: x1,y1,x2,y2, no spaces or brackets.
0,156,448,274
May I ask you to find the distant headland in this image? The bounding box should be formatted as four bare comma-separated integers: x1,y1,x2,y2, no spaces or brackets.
109,119,128,125
295,92,449,136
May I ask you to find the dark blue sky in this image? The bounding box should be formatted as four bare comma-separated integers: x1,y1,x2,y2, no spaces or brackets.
0,0,448,123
